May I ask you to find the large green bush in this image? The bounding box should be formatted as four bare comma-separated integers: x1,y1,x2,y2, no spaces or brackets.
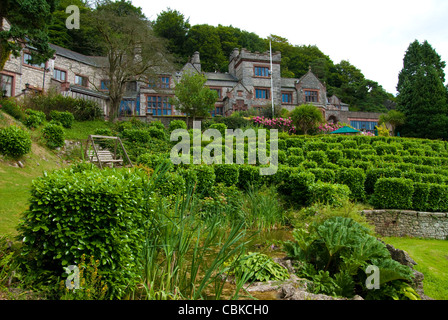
17,167,151,298
24,109,46,129
282,217,417,300
214,163,239,187
23,91,103,121
277,171,315,207
336,168,366,201
42,123,65,149
0,98,25,120
0,125,32,158
50,110,75,129
168,119,187,132
365,168,403,194
371,178,414,209
309,182,351,207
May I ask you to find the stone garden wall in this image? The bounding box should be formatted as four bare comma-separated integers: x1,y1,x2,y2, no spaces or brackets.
362,209,448,240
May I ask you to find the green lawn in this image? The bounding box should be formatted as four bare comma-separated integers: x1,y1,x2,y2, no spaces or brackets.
64,120,112,140
382,237,448,300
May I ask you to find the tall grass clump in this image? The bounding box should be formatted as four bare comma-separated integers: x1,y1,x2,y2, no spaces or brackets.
138,165,249,300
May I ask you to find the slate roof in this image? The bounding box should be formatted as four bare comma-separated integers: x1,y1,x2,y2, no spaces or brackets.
49,44,107,67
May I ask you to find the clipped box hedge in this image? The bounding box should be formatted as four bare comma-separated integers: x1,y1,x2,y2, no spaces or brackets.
371,178,414,210
309,181,351,207
17,166,152,298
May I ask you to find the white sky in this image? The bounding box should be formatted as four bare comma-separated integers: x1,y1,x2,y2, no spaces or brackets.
132,0,448,95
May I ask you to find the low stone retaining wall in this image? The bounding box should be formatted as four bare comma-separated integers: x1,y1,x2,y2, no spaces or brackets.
362,210,448,240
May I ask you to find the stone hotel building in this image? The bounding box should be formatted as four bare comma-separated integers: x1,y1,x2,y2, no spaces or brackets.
1,18,381,130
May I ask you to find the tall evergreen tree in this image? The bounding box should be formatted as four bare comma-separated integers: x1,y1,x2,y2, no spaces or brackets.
396,40,448,139
0,0,57,71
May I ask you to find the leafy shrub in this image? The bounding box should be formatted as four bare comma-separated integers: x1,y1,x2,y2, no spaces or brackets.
0,98,25,120
148,120,165,130
282,217,416,300
426,184,448,212
122,129,150,143
286,155,305,167
287,147,304,156
365,168,403,194
342,148,362,160
24,109,46,129
50,110,75,128
237,165,262,190
341,140,357,149
306,150,328,165
214,163,239,187
326,149,343,163
147,126,167,141
277,139,287,150
336,168,366,201
209,123,227,137
157,172,186,197
23,91,103,121
371,178,414,209
286,138,304,149
168,119,187,132
412,183,431,211
308,168,336,183
193,165,216,196
115,121,133,133
277,171,315,207
42,123,65,149
0,125,32,158
309,182,351,207
136,153,172,171
17,167,151,299
225,252,289,283
305,141,328,152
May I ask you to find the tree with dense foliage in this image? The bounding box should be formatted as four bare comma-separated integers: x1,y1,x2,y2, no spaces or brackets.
48,0,104,56
90,0,174,120
152,8,190,65
184,24,227,73
396,40,448,139
291,104,324,135
379,110,406,136
0,0,57,71
170,71,218,125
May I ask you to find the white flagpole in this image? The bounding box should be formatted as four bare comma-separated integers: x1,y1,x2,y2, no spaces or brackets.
269,40,275,118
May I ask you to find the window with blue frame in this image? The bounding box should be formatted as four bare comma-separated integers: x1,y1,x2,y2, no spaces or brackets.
350,120,378,131
147,95,172,115
100,80,110,90
119,99,135,116
211,106,223,117
282,92,292,104
255,88,269,99
148,76,171,89
254,66,270,77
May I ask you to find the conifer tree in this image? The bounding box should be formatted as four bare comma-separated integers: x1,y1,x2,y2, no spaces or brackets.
396,40,448,139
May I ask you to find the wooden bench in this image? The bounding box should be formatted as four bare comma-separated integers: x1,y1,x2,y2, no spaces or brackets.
85,135,132,169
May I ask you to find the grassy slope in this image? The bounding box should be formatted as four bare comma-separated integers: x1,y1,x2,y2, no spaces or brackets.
382,237,448,300
0,111,64,236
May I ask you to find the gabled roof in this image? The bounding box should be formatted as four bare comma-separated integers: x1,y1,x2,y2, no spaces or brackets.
49,43,106,67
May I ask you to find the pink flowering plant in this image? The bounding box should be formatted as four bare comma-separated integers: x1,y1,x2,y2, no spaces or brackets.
252,116,296,134
316,123,344,134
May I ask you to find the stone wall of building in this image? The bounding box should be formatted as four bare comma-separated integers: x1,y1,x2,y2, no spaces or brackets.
362,210,448,240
